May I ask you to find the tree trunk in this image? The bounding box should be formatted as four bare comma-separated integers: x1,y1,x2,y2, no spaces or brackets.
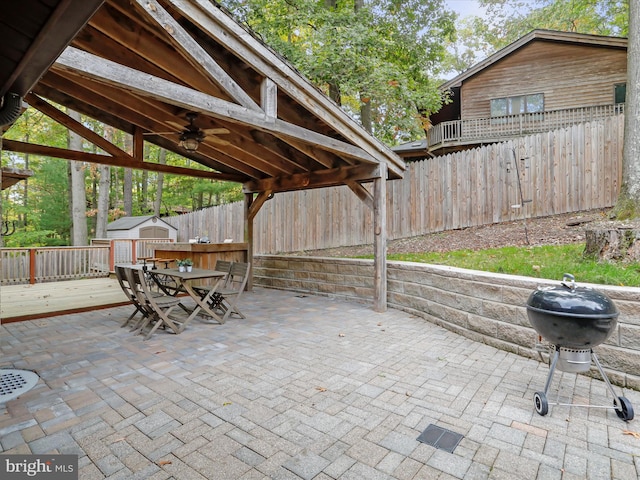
360,98,372,134
95,126,112,238
584,223,640,262
612,0,640,218
68,109,88,246
123,134,133,216
154,148,166,216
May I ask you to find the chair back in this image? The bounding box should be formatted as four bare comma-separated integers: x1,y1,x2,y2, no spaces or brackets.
215,260,232,273
123,267,149,310
227,262,250,292
115,265,134,300
215,260,232,285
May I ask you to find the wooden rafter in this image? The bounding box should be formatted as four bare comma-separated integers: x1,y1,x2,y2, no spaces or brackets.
3,140,240,180
131,0,260,110
55,48,377,165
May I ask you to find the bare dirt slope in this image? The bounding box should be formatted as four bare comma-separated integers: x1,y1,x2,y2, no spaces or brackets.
296,209,609,257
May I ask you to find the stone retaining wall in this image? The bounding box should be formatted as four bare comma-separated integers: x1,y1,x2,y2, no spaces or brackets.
254,255,640,389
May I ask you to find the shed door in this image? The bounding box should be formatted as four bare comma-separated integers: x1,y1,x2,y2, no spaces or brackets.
139,226,169,238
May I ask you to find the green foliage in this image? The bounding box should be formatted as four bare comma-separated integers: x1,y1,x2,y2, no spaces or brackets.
377,243,640,286
3,229,65,247
30,159,72,242
222,0,456,143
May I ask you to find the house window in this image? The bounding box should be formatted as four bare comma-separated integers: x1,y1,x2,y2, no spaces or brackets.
615,83,626,104
490,94,544,123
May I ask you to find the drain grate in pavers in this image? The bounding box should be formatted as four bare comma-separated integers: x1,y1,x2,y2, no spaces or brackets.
0,369,39,404
417,424,464,453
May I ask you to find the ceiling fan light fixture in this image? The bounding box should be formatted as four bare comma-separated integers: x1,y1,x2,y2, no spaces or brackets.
179,131,201,151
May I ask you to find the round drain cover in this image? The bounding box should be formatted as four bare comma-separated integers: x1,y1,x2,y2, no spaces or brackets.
0,369,39,404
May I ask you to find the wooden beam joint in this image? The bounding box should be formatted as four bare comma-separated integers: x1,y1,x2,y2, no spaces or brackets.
243,164,381,194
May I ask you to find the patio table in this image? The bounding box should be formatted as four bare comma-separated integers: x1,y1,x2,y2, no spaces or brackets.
148,268,227,326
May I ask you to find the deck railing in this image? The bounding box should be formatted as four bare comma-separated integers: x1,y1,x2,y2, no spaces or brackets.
90,238,175,267
1,238,174,285
427,104,624,150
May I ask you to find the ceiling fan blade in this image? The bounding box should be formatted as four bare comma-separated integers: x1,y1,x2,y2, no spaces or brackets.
201,128,230,135
166,120,186,130
203,135,230,146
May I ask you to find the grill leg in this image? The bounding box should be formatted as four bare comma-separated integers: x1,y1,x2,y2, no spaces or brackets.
543,348,560,395
592,351,619,400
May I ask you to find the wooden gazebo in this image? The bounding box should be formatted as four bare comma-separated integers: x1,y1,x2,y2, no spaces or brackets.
0,0,405,310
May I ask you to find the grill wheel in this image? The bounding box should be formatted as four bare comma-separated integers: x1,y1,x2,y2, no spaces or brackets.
533,391,548,416
614,396,634,421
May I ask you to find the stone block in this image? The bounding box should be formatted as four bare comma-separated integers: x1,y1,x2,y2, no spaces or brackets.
595,345,640,376
502,286,533,307
468,314,497,337
454,280,503,302
496,322,537,348
619,324,640,349
482,300,527,327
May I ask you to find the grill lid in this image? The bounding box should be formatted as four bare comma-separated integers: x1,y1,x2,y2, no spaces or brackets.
526,274,619,319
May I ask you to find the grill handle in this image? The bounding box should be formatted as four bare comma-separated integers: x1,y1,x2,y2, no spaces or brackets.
561,273,576,291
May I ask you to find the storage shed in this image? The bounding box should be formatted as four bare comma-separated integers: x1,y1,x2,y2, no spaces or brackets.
106,215,177,240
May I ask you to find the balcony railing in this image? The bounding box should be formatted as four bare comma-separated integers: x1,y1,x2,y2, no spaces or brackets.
427,104,624,151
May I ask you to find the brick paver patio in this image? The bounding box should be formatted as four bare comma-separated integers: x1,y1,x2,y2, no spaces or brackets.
1,287,639,479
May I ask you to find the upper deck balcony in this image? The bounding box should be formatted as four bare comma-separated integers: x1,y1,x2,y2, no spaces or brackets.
426,104,624,155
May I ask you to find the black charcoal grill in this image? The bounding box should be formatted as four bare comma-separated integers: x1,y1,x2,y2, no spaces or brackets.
526,274,634,420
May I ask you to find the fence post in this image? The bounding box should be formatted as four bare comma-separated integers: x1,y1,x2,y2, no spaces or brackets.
29,248,36,284
132,239,137,264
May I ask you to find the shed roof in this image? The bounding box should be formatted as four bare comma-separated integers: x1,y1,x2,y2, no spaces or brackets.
107,215,176,231
440,29,628,91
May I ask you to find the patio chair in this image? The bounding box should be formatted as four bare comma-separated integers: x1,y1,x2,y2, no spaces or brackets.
216,261,250,322
193,259,232,311
125,267,185,340
115,265,146,328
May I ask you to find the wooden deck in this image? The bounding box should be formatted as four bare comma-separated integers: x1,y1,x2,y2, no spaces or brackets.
1,277,130,323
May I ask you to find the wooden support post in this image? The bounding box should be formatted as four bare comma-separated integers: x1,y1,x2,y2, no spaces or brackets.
373,164,387,312
244,192,254,290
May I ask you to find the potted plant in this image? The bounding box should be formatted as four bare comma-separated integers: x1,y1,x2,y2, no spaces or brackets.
182,258,193,272
176,259,187,272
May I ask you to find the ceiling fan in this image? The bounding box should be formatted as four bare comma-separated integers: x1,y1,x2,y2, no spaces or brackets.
144,112,230,151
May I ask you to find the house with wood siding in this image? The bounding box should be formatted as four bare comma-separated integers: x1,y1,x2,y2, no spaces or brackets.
394,29,627,159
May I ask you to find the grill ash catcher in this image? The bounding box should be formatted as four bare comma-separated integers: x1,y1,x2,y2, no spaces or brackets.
526,274,634,421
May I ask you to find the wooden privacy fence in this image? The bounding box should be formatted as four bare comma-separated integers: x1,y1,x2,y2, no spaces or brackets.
165,114,624,253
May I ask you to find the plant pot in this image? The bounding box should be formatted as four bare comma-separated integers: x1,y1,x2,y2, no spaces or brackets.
178,266,185,272
186,266,193,272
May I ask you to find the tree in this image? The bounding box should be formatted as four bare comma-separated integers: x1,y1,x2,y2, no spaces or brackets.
68,109,88,246
222,0,456,143
123,135,133,216
612,0,640,218
154,148,167,216
94,125,113,238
